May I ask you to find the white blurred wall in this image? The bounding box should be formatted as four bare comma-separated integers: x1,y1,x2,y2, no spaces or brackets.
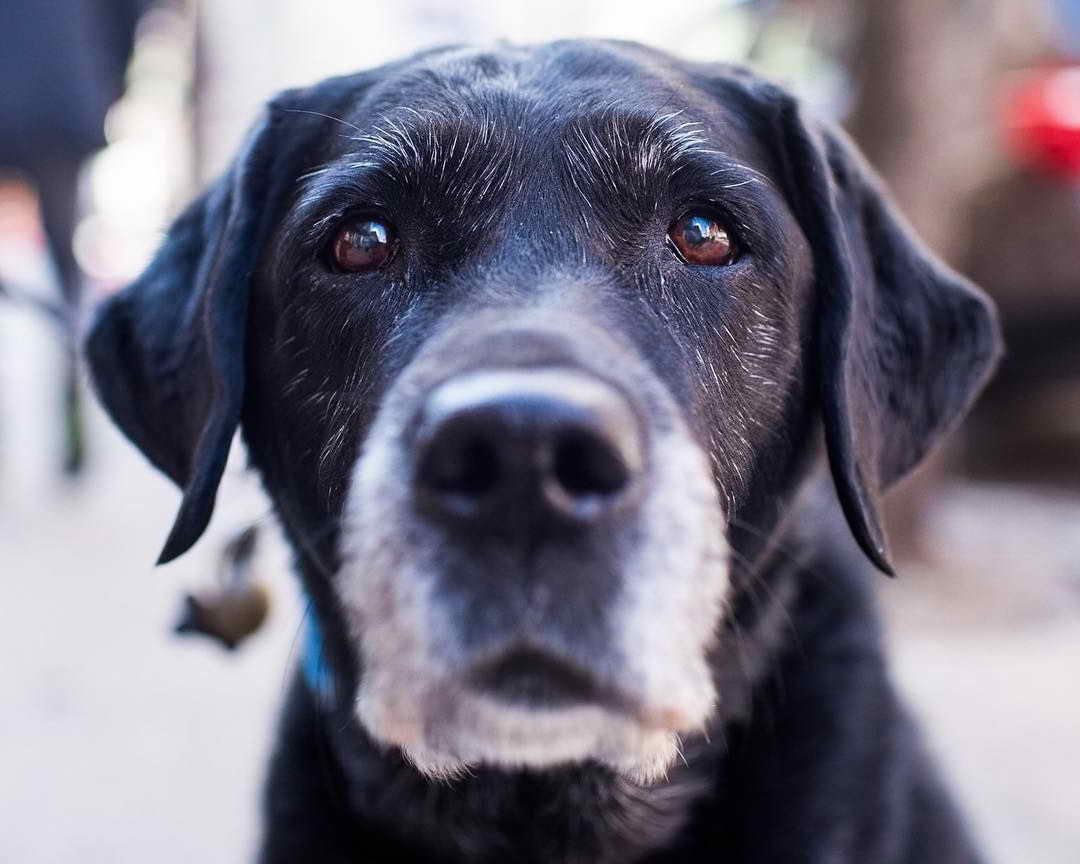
194,0,760,179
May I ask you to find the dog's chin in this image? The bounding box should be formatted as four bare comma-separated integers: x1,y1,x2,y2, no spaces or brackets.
356,686,701,785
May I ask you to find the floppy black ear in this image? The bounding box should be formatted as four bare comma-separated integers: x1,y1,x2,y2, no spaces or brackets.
85,96,307,564
755,85,1001,573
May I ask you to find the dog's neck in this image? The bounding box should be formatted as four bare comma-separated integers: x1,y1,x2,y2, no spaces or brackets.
280,527,829,864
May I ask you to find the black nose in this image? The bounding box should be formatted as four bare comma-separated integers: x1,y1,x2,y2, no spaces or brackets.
414,369,644,532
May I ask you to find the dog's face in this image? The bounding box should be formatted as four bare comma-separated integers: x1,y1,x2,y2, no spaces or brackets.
86,42,999,783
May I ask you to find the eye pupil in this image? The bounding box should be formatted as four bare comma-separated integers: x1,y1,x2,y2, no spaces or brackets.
669,211,735,265
332,217,394,271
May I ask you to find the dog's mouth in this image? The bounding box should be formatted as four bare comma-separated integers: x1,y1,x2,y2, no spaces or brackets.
468,647,597,706
395,644,696,783
465,645,648,717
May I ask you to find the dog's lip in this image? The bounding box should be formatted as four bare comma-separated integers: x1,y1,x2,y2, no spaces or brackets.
466,646,601,708
463,645,689,730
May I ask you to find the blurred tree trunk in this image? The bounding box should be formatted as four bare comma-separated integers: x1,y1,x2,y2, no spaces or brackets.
846,0,985,257
840,0,1046,560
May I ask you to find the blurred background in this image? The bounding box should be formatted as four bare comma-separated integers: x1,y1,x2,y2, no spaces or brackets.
1,1,1078,861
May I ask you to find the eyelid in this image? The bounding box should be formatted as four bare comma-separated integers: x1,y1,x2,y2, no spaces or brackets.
665,233,690,264
671,203,736,231
305,200,394,253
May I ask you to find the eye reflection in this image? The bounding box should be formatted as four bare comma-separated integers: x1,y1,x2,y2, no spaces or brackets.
331,217,395,272
668,211,735,266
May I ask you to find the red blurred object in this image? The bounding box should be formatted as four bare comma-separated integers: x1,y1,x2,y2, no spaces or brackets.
1007,66,1080,179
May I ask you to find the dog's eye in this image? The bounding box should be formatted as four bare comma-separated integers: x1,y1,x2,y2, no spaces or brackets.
330,217,396,272
668,211,735,266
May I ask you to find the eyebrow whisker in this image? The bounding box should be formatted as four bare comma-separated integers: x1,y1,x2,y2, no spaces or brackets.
280,107,364,134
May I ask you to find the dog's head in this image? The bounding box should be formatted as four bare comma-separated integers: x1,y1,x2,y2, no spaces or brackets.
86,42,999,783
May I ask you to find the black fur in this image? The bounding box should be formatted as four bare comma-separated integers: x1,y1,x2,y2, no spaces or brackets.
85,41,1000,863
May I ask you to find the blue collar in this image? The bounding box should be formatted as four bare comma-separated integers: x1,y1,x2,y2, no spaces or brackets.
301,608,336,702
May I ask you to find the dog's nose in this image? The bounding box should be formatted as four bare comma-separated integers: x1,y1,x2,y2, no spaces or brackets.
414,369,644,531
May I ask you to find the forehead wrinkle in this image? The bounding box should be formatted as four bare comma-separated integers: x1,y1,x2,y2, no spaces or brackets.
561,107,760,210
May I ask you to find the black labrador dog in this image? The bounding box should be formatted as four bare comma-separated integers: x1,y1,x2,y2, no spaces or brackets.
85,41,1000,863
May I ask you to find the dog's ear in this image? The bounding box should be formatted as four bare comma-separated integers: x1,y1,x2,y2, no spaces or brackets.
737,79,1001,573
85,91,327,564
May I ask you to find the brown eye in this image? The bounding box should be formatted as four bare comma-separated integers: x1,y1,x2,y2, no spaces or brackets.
331,217,395,272
668,211,735,266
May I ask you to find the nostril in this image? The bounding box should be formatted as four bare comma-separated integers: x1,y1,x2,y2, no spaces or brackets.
422,433,501,498
551,430,630,498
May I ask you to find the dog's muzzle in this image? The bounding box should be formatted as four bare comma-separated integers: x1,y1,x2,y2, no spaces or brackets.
338,325,729,782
